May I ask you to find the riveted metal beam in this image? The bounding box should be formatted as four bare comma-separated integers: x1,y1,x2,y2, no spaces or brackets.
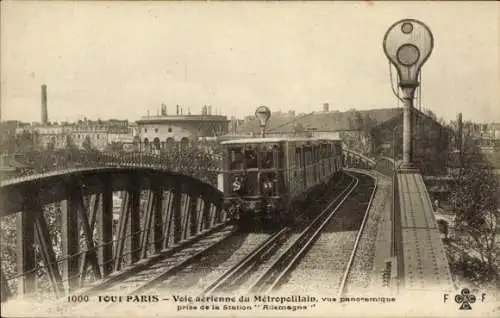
124,173,141,266
113,191,130,271
201,199,212,231
16,188,36,296
162,191,173,249
170,182,182,244
61,189,80,292
140,190,155,259
97,174,113,277
151,187,164,254
76,190,102,286
33,203,64,297
189,195,199,237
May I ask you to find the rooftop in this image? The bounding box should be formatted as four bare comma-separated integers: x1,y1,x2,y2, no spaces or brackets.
137,115,228,124
240,108,404,134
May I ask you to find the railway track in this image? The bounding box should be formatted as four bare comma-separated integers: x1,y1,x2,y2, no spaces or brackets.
337,171,378,298
280,171,377,297
197,227,290,295
247,173,361,294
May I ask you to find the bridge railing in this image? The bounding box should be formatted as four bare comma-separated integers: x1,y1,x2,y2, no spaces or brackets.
1,151,224,188
373,156,397,177
0,166,228,303
342,147,377,170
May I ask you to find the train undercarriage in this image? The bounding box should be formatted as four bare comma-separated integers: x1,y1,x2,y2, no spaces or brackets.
226,172,344,232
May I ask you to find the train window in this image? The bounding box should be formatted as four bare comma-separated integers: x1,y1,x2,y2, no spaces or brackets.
304,146,311,165
244,147,258,169
295,148,301,168
230,148,245,170
261,145,275,169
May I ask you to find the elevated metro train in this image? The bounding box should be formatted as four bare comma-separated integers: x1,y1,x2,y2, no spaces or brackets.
218,136,343,229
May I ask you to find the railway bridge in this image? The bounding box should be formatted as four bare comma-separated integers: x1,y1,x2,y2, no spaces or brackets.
0,148,452,308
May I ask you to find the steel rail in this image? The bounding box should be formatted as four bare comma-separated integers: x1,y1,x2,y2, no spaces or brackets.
337,172,378,299
247,173,359,294
126,230,236,295
66,221,235,298
199,227,291,296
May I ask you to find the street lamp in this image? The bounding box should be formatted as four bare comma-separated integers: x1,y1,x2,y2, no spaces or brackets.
383,19,434,171
255,106,271,138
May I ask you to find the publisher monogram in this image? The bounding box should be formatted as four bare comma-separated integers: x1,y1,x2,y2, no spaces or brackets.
455,288,476,310
443,288,486,310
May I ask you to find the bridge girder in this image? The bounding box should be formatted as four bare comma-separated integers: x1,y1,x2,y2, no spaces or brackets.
0,167,226,301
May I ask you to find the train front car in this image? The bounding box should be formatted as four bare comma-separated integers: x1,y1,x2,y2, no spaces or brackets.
220,138,285,231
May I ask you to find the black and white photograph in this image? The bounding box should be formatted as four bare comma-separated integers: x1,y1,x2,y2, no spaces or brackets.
0,1,498,317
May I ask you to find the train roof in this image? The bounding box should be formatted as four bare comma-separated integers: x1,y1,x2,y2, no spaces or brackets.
220,136,342,145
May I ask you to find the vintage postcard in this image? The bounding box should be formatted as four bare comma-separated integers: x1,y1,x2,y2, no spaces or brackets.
0,1,498,317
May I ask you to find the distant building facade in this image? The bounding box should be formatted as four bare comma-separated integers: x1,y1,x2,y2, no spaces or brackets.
136,106,228,151
467,122,500,149
13,119,134,151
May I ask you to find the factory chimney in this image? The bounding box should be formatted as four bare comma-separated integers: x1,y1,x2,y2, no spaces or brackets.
207,105,212,115
457,112,463,169
322,102,329,113
457,113,463,149
41,84,48,124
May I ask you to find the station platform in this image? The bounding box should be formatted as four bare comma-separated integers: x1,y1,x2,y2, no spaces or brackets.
397,173,454,292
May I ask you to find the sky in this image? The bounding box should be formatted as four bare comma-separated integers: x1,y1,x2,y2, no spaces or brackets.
1,1,499,123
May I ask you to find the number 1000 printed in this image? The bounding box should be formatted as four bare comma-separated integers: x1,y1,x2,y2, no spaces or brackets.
67,295,89,302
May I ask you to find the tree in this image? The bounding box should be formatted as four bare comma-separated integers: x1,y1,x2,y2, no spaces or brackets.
448,135,499,278
65,135,78,151
46,137,56,151
0,127,17,154
16,130,35,152
82,136,92,151
106,142,124,153
437,219,449,241
343,111,377,156
423,108,438,121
